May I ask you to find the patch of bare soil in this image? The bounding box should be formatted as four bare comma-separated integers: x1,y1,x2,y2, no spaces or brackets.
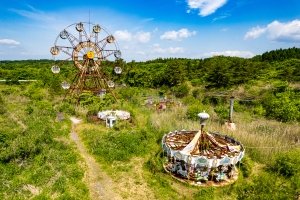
70,117,123,200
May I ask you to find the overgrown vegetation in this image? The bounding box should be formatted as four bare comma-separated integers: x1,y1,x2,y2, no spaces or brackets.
0,47,299,199
0,84,89,199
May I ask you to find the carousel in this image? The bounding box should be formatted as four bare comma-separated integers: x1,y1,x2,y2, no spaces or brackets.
161,112,245,186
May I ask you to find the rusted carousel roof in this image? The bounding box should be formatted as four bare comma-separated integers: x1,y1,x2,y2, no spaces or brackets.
164,130,243,158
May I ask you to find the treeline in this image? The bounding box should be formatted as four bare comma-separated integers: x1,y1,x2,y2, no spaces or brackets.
259,47,300,62
123,52,300,89
1,48,299,89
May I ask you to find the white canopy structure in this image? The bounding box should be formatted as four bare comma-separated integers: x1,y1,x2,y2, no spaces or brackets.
97,110,130,120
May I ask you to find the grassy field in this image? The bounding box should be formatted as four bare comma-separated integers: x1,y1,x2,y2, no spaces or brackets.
75,89,300,200
1,82,299,199
0,84,89,199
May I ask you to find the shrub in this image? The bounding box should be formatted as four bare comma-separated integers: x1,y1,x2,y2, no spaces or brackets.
214,105,229,120
202,95,226,105
58,102,75,115
186,103,210,121
0,96,6,114
172,83,189,98
263,91,300,122
237,172,295,200
192,88,202,99
118,87,139,101
268,149,300,178
253,104,266,116
190,79,203,86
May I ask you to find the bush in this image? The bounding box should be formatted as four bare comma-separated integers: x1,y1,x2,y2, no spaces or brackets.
263,91,300,122
202,95,226,105
190,79,203,86
268,149,300,178
35,100,56,117
253,104,266,116
118,87,139,101
0,96,6,114
214,105,229,120
58,102,75,115
186,103,211,121
192,88,202,99
172,83,189,98
237,172,296,200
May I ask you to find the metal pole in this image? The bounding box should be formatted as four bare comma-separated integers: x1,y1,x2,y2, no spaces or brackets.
229,96,234,123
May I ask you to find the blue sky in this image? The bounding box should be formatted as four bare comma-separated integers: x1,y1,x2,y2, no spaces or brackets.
0,0,300,61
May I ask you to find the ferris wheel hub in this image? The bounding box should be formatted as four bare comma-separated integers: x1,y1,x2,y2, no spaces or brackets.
87,51,95,59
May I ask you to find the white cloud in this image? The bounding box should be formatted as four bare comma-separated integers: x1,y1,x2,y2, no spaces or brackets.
160,28,196,41
244,26,267,40
114,30,132,42
187,0,228,17
114,30,151,43
205,50,254,58
0,39,20,46
168,47,185,54
153,44,184,54
245,19,300,42
135,32,151,43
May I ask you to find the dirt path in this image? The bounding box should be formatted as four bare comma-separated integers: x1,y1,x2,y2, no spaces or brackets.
70,117,122,200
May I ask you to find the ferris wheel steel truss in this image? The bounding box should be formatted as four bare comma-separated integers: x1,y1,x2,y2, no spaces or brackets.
50,22,122,100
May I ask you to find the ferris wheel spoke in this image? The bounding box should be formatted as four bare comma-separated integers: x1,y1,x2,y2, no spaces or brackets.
78,43,88,54
101,42,109,51
94,33,99,44
56,45,73,50
59,48,73,57
80,29,89,42
101,49,121,59
55,46,73,57
96,38,107,49
63,30,80,48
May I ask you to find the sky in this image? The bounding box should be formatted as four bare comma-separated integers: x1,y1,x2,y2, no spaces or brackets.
0,0,300,61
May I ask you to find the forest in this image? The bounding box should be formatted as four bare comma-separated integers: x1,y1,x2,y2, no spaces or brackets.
0,47,299,199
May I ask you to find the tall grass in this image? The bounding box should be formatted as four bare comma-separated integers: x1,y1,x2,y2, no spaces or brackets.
0,85,89,200
151,106,299,163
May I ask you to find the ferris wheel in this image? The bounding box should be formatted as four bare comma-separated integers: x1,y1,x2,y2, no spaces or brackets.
50,22,122,100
